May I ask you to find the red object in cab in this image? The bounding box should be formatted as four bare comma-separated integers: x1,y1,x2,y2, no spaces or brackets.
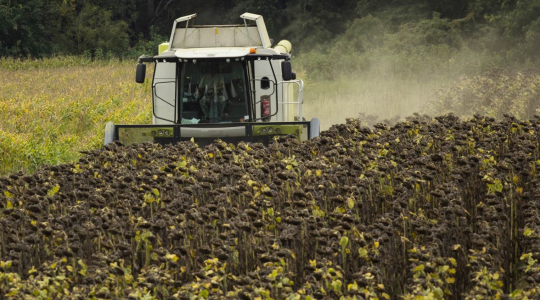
261,96,270,120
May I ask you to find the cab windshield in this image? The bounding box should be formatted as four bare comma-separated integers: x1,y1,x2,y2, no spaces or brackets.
179,60,249,124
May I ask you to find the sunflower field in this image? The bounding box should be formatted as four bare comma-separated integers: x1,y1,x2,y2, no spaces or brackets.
2,114,540,299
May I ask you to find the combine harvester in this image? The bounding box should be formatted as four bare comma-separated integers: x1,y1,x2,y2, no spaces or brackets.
104,13,320,146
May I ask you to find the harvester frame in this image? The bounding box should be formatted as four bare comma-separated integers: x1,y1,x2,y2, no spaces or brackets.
105,13,320,146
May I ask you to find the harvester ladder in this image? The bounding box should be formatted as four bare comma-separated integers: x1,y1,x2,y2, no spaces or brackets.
279,79,304,122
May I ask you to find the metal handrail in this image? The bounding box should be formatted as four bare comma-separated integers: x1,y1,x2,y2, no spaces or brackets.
277,79,304,121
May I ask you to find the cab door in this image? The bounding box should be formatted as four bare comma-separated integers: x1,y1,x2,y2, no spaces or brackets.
153,61,178,124
250,60,279,122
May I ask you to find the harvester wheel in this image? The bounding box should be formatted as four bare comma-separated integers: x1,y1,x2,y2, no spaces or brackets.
310,118,320,139
104,122,116,145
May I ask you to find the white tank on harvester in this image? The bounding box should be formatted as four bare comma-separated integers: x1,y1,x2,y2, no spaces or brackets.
104,13,320,146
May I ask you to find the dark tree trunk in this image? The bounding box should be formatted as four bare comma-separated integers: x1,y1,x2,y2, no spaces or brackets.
149,0,174,26
147,0,155,18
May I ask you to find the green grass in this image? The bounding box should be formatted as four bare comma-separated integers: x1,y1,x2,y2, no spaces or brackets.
0,57,153,175
0,56,129,70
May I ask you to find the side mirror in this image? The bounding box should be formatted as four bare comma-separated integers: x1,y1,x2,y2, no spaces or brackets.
282,61,293,81
136,63,146,84
292,72,297,80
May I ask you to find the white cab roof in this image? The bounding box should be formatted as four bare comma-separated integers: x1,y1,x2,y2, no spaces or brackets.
170,47,277,59
168,13,272,52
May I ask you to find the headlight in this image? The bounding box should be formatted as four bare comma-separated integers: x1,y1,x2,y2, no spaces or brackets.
158,130,163,136
164,130,170,136
268,127,273,133
261,128,267,134
276,128,281,134
151,131,157,136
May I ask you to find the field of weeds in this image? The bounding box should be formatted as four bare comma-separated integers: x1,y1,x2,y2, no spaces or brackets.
0,57,152,175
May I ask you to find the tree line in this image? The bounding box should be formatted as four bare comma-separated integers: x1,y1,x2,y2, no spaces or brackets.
1,0,539,62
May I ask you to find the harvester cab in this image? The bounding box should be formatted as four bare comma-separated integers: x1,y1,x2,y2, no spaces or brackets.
104,13,320,146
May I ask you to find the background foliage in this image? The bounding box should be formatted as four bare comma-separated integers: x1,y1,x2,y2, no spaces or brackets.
1,0,540,64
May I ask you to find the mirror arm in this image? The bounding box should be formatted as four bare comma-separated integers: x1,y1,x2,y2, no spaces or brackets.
138,55,154,63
